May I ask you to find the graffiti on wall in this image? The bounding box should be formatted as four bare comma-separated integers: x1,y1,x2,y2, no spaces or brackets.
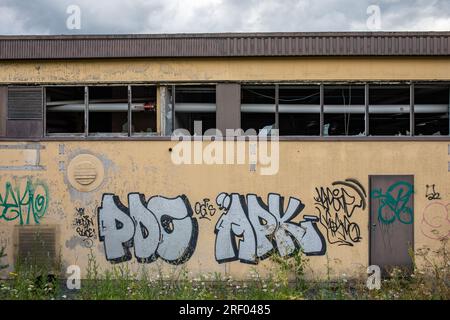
194,198,217,221
72,208,96,248
98,193,198,264
425,184,441,201
314,179,366,247
371,181,414,225
421,202,450,240
0,178,49,225
214,193,326,264
97,191,325,265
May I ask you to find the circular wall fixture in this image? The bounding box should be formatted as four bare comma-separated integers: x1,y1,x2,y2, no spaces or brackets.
67,154,105,192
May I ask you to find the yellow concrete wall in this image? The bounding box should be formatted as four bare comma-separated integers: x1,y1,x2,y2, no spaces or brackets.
0,57,450,84
0,56,449,279
0,140,448,279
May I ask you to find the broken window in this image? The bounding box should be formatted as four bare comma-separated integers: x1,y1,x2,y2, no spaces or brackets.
131,86,157,136
88,86,128,136
414,85,449,136
279,85,320,136
323,85,365,136
369,85,410,136
174,86,216,135
241,85,276,135
45,86,85,135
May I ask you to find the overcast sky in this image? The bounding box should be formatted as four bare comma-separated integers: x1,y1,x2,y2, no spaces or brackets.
0,0,449,35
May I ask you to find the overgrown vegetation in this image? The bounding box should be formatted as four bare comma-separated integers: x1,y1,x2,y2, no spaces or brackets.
0,241,448,300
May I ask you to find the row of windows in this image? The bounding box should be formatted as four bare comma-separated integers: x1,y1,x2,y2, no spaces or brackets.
246,85,448,136
45,84,450,137
46,86,157,136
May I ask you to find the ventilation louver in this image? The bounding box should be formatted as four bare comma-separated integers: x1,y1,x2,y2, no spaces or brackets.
8,86,43,120
16,226,57,269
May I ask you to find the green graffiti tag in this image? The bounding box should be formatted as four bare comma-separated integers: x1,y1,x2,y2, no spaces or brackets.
371,181,414,225
0,178,49,225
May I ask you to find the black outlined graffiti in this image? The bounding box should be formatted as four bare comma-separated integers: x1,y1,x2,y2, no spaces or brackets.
97,193,198,265
314,178,366,247
72,208,96,248
214,192,326,265
425,184,441,201
194,198,217,221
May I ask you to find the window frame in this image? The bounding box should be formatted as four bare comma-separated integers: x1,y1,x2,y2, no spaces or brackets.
367,84,412,137
239,82,449,138
40,81,450,139
44,85,86,137
171,84,217,136
44,84,158,137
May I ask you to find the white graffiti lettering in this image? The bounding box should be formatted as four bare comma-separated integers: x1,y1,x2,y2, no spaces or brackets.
214,193,326,264
98,193,198,265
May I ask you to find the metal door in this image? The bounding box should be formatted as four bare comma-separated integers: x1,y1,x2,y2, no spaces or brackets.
369,175,414,274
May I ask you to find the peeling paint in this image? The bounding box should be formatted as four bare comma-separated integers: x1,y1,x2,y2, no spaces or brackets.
1,58,450,84
0,143,45,171
0,140,447,279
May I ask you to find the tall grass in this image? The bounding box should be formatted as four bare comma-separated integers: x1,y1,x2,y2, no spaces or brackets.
0,240,448,300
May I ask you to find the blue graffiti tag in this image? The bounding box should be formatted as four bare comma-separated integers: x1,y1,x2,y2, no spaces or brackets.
371,181,413,225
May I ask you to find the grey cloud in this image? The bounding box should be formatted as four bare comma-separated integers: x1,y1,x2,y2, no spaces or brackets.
0,0,448,35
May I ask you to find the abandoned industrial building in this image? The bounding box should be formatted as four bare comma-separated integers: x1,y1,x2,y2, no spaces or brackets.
0,32,449,279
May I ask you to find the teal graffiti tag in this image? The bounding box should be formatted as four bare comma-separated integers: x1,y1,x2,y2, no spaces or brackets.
0,178,49,225
371,181,413,225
